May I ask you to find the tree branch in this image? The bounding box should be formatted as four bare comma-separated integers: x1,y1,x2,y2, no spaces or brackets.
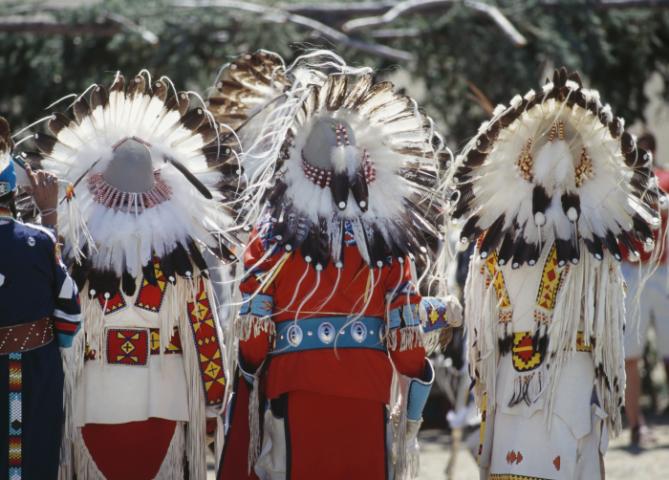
0,15,119,35
342,0,453,33
172,0,415,62
342,0,527,46
281,1,397,19
0,11,158,44
463,1,527,46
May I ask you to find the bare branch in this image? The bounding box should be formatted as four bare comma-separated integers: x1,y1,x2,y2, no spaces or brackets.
342,0,526,46
342,0,453,33
0,10,157,44
282,1,396,19
368,27,422,38
0,15,119,35
105,12,159,45
542,0,669,8
172,0,415,62
463,1,527,46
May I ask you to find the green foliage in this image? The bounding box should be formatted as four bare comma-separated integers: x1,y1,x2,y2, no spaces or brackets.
0,0,667,148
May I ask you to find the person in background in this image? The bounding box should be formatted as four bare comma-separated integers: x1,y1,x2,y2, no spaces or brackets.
622,132,669,449
0,116,81,479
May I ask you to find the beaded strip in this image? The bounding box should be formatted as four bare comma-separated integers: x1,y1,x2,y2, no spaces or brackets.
575,147,594,187
8,352,22,480
301,155,332,188
301,149,377,188
484,251,513,325
88,171,172,214
483,244,566,333
533,245,566,325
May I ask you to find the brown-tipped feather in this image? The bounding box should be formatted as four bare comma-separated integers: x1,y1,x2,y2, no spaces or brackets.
343,74,373,109
109,73,125,93
33,132,58,155
127,74,147,97
73,97,91,124
180,107,205,131
90,84,109,110
0,117,13,150
152,80,168,102
326,74,348,111
48,112,75,137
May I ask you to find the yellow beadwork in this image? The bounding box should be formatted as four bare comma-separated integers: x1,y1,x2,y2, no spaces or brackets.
484,252,512,324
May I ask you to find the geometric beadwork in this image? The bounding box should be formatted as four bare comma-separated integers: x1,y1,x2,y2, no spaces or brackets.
534,246,565,322
8,352,22,480
484,251,513,324
106,328,149,366
511,332,543,372
421,297,449,333
187,279,226,406
97,290,127,315
135,258,168,313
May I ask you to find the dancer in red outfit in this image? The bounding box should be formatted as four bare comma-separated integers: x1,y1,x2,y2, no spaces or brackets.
211,51,462,480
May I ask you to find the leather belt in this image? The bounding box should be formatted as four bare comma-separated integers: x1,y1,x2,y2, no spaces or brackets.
0,317,54,355
272,316,386,356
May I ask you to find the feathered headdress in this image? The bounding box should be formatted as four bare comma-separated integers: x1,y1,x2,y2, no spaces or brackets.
28,70,240,297
209,50,449,277
449,67,661,267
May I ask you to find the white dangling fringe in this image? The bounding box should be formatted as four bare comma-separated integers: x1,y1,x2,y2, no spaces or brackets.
179,275,208,480
248,372,262,474
160,276,182,355
205,276,231,466
421,330,441,355
390,374,421,479
545,250,625,436
58,327,85,480
79,289,106,362
391,390,409,479
399,326,423,352
154,423,186,479
387,328,398,351
464,253,499,410
72,428,106,480
235,314,275,342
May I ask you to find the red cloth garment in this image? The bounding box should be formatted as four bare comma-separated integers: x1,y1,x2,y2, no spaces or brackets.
81,418,177,480
220,226,427,479
218,378,260,480
240,229,425,403
286,390,387,480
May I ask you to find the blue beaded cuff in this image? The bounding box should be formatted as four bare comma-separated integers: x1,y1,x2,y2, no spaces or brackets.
388,303,421,329
420,297,450,333
240,293,274,317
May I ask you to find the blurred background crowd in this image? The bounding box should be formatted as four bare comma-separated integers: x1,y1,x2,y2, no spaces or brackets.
1,1,668,478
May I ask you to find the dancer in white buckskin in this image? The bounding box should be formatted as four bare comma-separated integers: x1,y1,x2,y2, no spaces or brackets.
30,72,239,480
447,67,663,479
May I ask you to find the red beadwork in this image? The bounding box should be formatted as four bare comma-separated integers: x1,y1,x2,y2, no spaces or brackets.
88,171,173,213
